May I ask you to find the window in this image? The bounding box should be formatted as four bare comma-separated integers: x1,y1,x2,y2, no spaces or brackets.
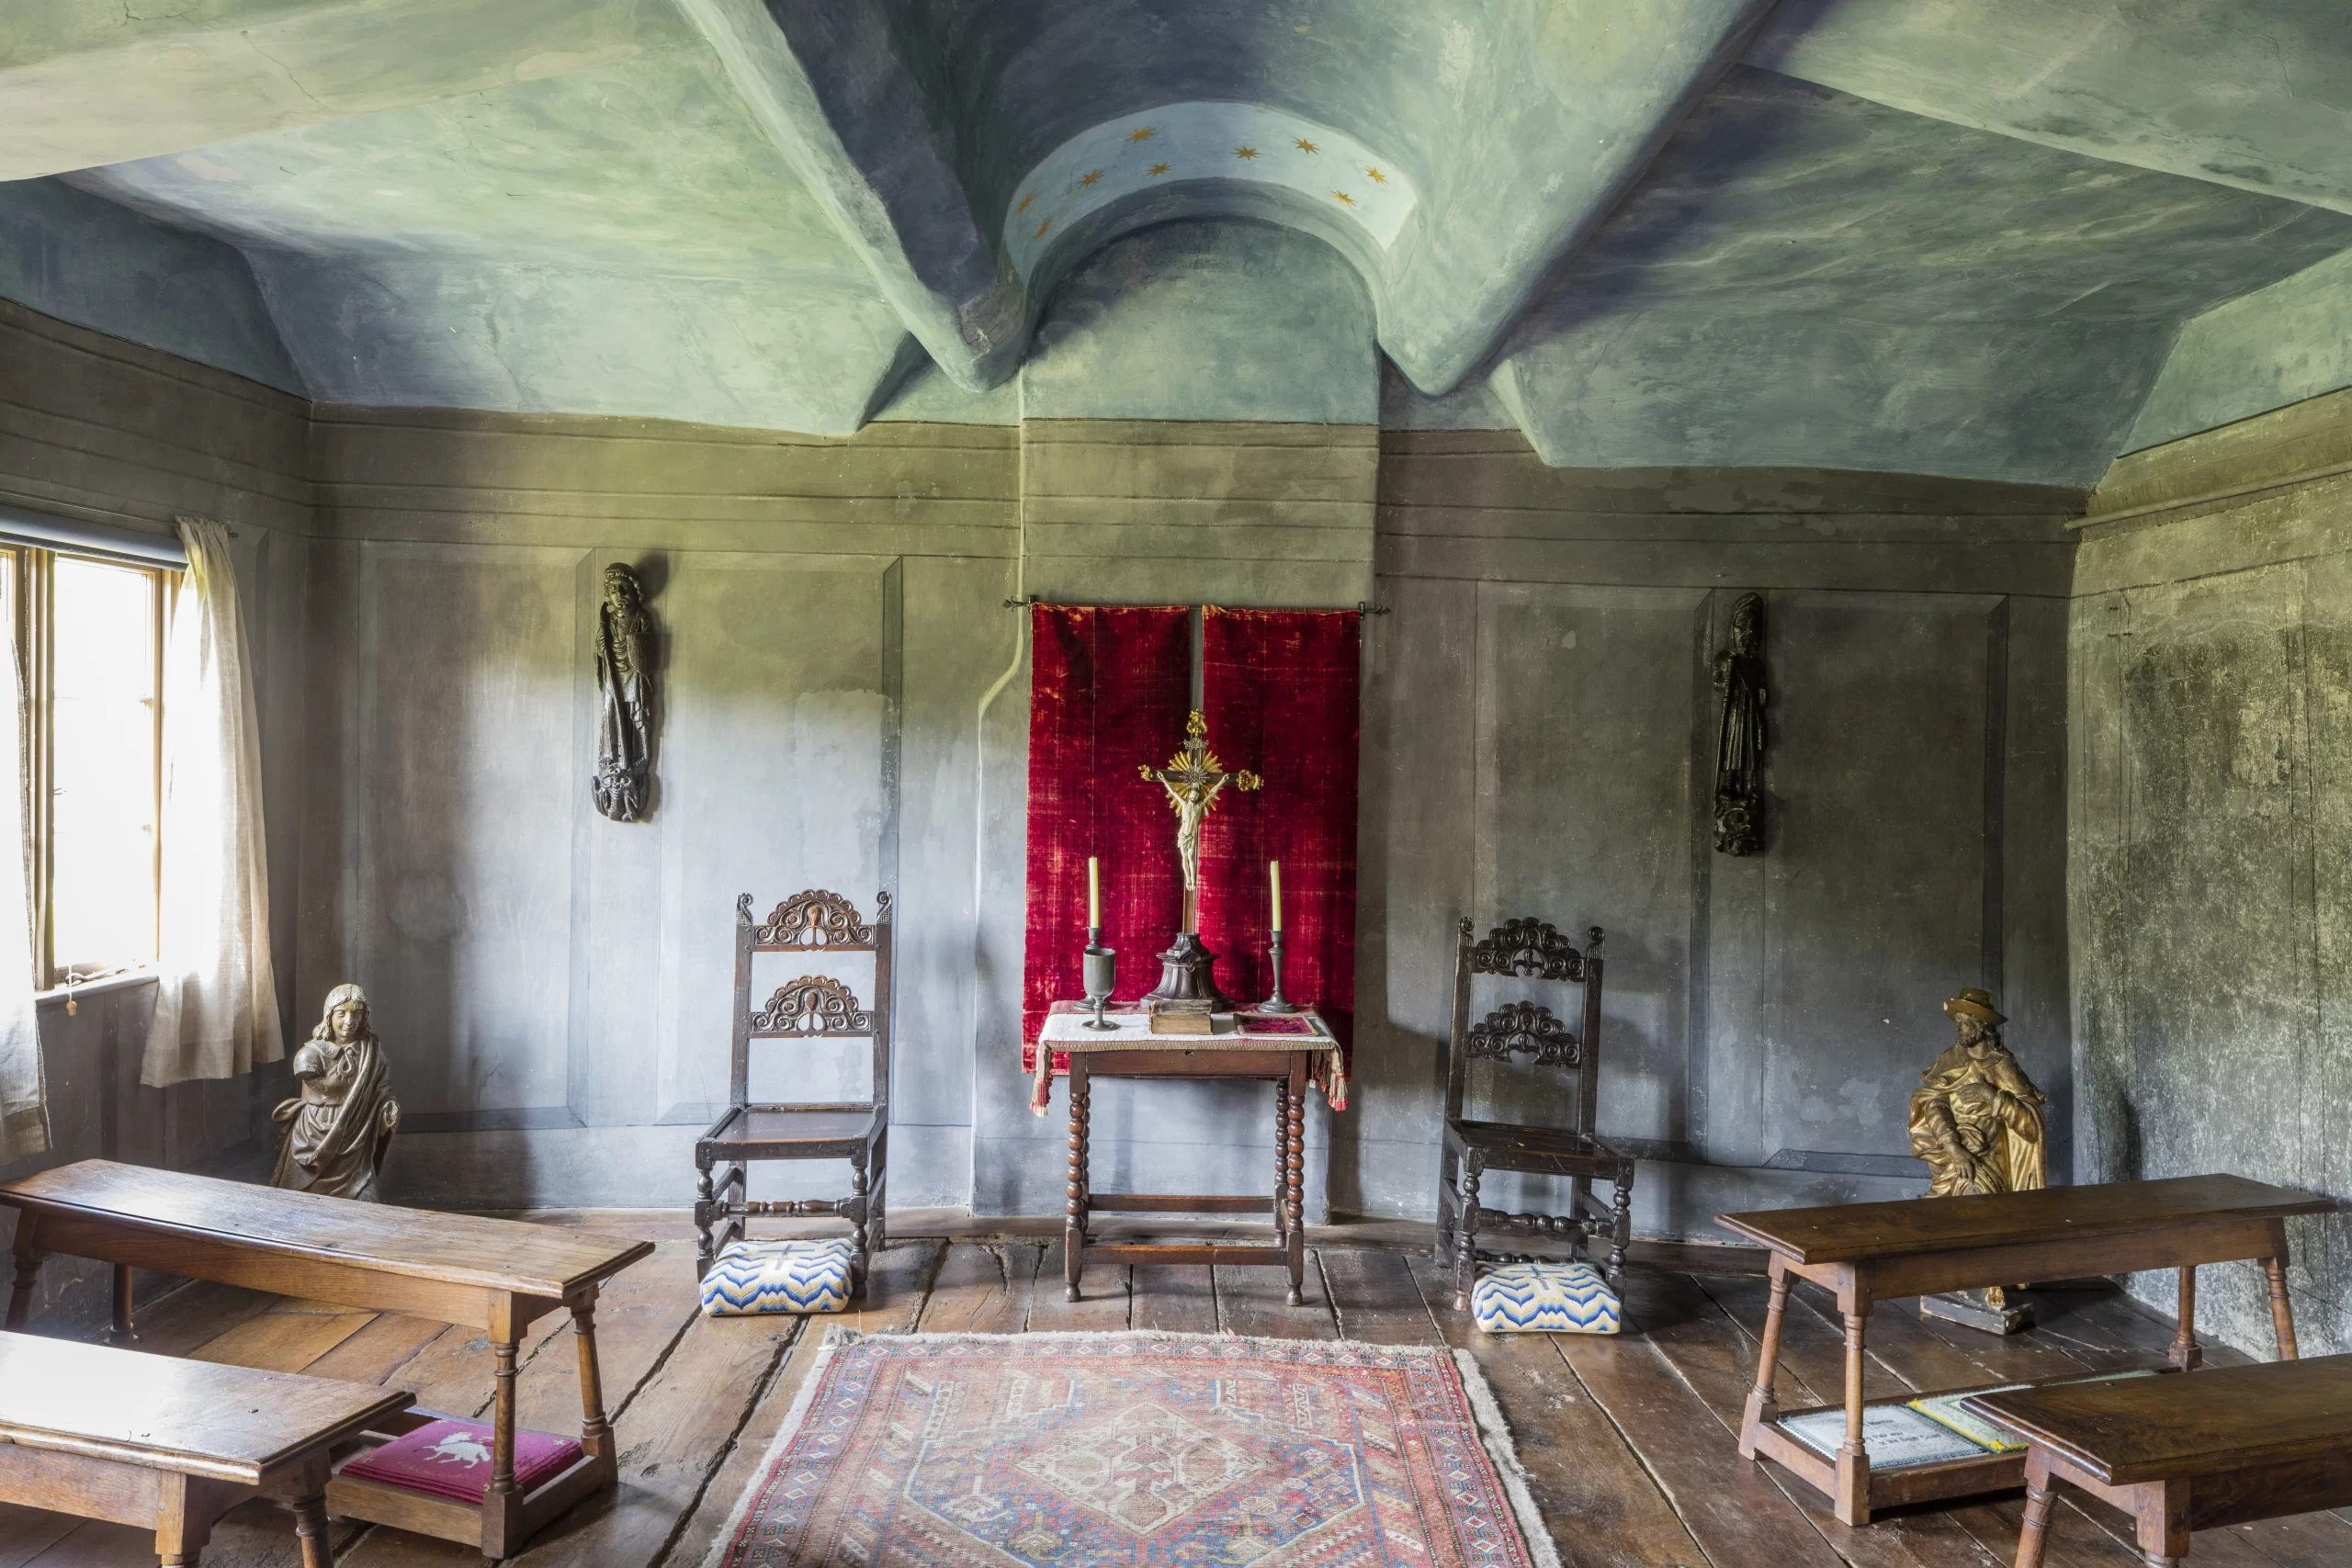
3,546,174,987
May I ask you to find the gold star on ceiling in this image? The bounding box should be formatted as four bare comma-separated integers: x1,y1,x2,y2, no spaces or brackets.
1294,138,1319,154
1035,217,1051,238
1078,168,1103,186
1127,126,1155,142
1364,166,1386,185
1148,162,1170,175
1233,145,1258,159
1018,193,1035,213
1331,189,1354,206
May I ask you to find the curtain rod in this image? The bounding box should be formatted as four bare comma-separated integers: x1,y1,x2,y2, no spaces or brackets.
0,505,189,568
1004,596,1390,615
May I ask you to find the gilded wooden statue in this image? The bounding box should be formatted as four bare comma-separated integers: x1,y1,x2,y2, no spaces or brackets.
594,562,657,821
1907,987,2046,1197
271,984,401,1201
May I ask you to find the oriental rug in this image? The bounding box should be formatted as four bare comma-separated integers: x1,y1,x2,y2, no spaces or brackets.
703,1330,1559,1568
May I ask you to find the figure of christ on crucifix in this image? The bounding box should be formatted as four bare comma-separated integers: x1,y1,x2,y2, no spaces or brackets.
1140,710,1262,932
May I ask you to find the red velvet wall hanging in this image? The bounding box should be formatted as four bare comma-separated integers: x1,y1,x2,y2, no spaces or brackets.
1200,607,1361,1052
1022,604,1191,1062
1022,603,1361,1073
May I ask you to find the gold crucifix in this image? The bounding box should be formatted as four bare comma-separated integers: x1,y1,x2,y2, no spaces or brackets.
1139,710,1261,932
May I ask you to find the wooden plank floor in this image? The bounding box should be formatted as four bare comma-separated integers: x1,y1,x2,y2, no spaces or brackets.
5,1213,2349,1567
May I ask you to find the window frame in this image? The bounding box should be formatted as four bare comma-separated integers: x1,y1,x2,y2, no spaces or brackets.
10,544,175,989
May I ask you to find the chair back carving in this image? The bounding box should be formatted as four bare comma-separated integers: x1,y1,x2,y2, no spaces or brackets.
1447,916,1603,1135
731,890,892,1111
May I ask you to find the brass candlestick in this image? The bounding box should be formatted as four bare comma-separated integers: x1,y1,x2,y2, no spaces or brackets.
1081,926,1117,1029
1258,930,1300,1013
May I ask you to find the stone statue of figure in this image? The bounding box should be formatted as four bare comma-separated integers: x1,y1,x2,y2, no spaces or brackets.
1909,987,2046,1198
1713,592,1766,855
594,563,656,821
271,984,401,1201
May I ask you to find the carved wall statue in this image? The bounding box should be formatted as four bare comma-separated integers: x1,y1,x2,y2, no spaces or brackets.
271,983,401,1201
1908,987,2045,1198
594,562,658,821
1712,592,1766,855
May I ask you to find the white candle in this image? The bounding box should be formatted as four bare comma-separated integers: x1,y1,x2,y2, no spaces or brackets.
1271,860,1283,932
1088,856,1100,929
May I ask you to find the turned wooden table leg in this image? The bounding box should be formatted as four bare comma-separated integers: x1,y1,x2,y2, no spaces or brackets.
2015,1450,2057,1568
2171,1265,2203,1370
2266,1227,2300,1359
1835,1301,1874,1525
1740,1259,1791,1456
1283,1055,1306,1307
1272,1075,1292,1242
572,1288,612,1461
291,1492,333,1568
108,1261,137,1346
1065,1060,1090,1303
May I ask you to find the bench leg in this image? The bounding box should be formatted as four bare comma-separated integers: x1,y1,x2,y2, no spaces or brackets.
2170,1266,2202,1371
2132,1478,2190,1567
1835,1304,1873,1525
109,1262,137,1346
6,1244,39,1330
572,1289,612,1460
2016,1450,2056,1568
1740,1261,1789,1455
292,1491,334,1568
2266,1250,2300,1359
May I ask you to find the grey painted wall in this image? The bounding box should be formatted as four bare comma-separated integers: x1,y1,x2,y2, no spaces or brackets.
2074,390,2352,1359
1357,438,2077,1235
0,279,2087,1262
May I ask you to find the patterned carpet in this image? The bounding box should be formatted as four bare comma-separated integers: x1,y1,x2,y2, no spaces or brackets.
704,1330,1557,1568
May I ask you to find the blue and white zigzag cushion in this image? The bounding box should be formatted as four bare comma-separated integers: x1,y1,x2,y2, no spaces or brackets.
700,1237,855,1316
1470,1259,1621,1335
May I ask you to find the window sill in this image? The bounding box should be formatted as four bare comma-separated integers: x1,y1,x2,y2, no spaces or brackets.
36,969,157,1009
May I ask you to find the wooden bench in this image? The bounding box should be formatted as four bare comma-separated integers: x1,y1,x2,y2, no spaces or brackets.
1716,1174,2333,1524
1967,1355,2352,1566
1,1159,655,1558
0,1329,412,1566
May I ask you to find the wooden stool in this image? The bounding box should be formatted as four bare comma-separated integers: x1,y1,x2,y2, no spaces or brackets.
1968,1354,2352,1565
0,1330,411,1566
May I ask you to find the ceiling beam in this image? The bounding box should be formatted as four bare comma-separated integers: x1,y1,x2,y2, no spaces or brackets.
673,0,1022,392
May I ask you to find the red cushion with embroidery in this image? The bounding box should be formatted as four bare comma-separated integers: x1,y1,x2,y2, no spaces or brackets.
341,1418,582,1503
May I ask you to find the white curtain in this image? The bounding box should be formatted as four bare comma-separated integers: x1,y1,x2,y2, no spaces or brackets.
0,597,46,1163
142,517,283,1088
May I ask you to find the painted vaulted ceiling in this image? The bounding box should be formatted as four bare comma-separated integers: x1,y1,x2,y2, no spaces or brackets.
6,0,2352,483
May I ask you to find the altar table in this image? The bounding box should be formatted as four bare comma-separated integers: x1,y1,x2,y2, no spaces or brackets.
2,1159,653,1559
1716,1174,2332,1526
1035,1005,1346,1307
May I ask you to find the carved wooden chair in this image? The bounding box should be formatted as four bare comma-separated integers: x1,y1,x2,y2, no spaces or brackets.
1436,916,1634,1310
694,890,892,1288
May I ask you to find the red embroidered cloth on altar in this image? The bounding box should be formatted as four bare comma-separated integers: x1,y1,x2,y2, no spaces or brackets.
1021,604,1361,1085
1028,1002,1350,1115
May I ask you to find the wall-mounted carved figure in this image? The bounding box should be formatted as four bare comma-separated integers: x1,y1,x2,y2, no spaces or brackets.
271,983,401,1201
1908,987,2045,1198
594,562,657,821
1713,592,1766,855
